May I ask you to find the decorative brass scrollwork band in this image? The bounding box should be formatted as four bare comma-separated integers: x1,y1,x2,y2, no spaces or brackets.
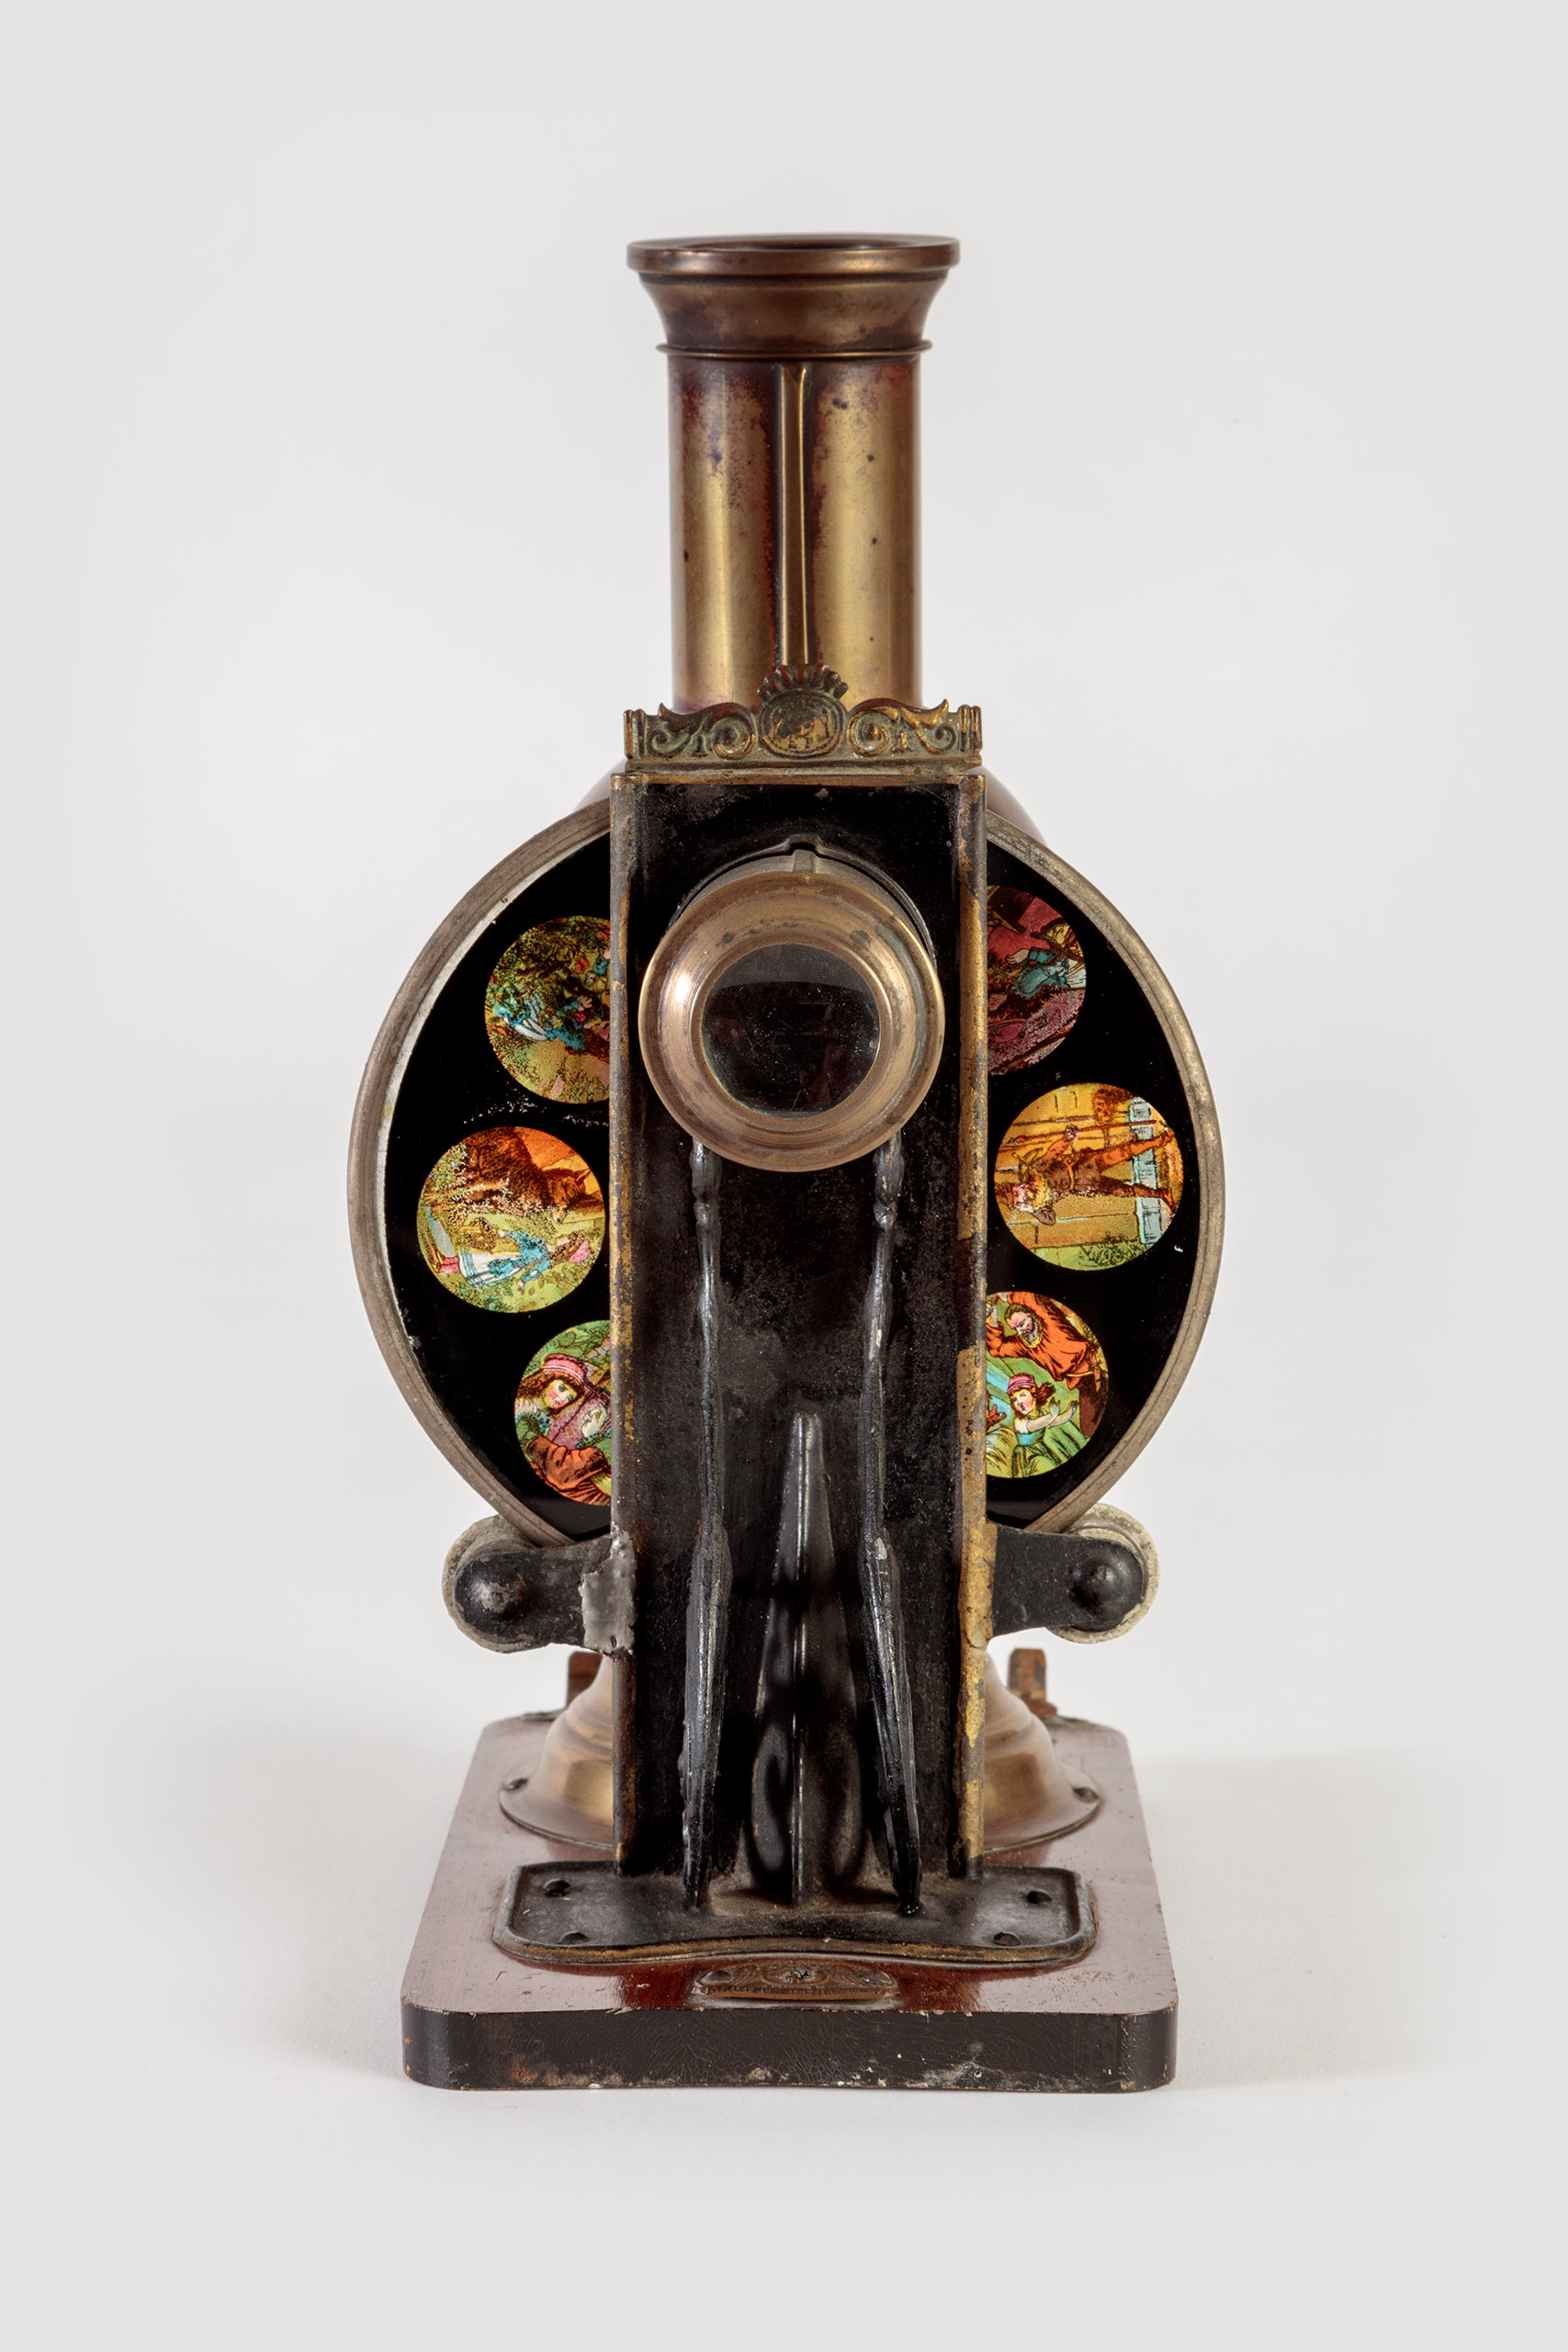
626,662,981,764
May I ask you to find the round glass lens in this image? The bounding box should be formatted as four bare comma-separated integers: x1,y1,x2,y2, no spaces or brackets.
701,944,880,1117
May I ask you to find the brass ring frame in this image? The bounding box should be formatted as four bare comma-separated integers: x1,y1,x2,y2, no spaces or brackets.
348,790,1222,1546
637,848,944,1173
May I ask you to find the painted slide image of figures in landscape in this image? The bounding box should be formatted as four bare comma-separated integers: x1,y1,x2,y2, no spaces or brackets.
485,915,611,1104
995,1082,1184,1270
417,1125,604,1313
985,1291,1108,1479
515,1320,612,1503
986,885,1087,1077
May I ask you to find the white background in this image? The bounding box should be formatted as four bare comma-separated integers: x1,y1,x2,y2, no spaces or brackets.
4,4,1559,2345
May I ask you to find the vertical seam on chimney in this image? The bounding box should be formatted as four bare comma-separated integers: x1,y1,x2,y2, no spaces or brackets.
777,361,811,673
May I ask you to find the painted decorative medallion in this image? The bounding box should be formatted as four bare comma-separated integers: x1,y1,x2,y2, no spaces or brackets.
986,885,1086,1075
416,1126,604,1313
515,1319,612,1503
984,1291,1108,1479
995,1082,1183,1269
484,915,611,1103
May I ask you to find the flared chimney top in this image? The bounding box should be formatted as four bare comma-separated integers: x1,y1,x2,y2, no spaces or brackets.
627,235,960,358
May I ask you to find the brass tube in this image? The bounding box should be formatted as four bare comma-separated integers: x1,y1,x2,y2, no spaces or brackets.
808,357,920,708
668,357,779,714
630,236,956,711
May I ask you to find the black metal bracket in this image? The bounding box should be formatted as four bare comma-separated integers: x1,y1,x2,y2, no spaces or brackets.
494,1859,1095,1970
443,1511,1149,1654
992,1523,1152,1640
442,1517,634,1656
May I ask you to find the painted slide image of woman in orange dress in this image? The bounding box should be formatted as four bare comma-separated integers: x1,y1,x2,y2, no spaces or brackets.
986,885,1087,1076
514,1320,613,1503
995,1082,1183,1270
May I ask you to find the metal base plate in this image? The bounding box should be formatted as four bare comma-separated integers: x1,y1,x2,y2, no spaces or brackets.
495,1859,1093,1968
401,1713,1177,2092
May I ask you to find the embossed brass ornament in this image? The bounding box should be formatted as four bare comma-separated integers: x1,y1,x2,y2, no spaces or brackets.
625,665,981,764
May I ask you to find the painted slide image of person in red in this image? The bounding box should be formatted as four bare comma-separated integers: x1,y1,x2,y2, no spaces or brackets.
996,1083,1184,1270
985,1290,1108,1443
985,886,1087,1076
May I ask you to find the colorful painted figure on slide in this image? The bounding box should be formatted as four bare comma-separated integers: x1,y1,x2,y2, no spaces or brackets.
485,916,611,1103
995,1082,1183,1270
984,1290,1108,1479
417,1126,604,1313
514,1320,613,1503
986,886,1086,1076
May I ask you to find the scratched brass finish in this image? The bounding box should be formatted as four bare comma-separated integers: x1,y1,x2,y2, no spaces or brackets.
630,235,957,711
809,359,920,710
669,358,778,713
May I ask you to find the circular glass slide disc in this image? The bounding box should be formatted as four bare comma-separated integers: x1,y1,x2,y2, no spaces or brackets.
995,1082,1183,1272
417,1126,604,1314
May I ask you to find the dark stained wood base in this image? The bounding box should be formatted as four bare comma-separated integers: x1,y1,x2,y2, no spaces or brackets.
401,1713,1176,2091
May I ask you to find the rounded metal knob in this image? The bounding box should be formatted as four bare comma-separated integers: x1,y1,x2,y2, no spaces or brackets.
448,1547,534,1646
1066,1549,1145,1630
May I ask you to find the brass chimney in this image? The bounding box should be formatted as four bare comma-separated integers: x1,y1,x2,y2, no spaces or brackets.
629,233,957,710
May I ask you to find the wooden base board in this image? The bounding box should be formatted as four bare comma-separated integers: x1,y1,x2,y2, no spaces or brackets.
401,1713,1176,2091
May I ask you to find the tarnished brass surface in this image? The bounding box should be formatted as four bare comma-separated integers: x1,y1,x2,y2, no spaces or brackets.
498,1655,615,1847
667,357,777,713
809,357,920,708
977,1656,1100,1849
637,842,945,1173
691,1959,897,2006
627,234,958,356
1008,1646,1055,1719
625,664,979,763
507,1650,1096,1856
629,236,958,712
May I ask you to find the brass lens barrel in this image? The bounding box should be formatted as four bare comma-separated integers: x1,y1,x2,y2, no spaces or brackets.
637,848,944,1172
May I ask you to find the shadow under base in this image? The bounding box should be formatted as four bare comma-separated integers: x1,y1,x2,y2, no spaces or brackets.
401,1713,1176,2092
